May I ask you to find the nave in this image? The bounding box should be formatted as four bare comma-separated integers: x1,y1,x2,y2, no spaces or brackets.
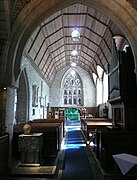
8,122,102,180
60,125,98,180
8,120,135,180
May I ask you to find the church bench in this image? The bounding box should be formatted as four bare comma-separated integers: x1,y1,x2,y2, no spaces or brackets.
80,118,112,141
95,130,137,172
30,118,65,137
0,134,9,179
13,122,63,159
31,117,64,123
31,122,64,153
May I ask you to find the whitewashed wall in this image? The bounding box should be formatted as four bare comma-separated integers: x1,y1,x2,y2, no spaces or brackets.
20,56,50,120
50,66,96,107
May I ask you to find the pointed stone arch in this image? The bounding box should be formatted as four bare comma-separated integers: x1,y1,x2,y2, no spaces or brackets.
16,68,30,123
61,68,83,88
5,0,137,87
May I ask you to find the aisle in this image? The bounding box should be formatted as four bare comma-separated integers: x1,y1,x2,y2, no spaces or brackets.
61,126,95,180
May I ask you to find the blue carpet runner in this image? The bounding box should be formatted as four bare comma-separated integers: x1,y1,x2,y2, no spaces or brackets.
61,127,95,180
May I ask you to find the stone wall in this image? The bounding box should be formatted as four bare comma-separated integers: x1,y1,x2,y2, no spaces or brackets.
18,56,50,121
50,66,96,107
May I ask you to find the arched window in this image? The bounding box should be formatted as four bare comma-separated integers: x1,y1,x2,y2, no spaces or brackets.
62,70,83,106
64,89,67,95
64,97,67,104
69,97,72,104
73,97,77,104
78,89,81,95
78,97,81,105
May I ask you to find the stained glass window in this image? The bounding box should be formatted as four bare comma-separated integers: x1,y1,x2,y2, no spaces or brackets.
64,97,67,104
69,97,72,104
78,97,81,104
78,89,81,95
64,89,67,94
74,97,77,104
63,70,83,105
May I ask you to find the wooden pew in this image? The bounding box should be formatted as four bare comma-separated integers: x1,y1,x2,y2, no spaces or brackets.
31,122,63,156
13,122,63,159
30,118,65,137
96,130,137,172
80,118,112,141
0,134,9,179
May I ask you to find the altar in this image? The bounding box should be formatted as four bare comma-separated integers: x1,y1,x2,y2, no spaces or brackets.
18,133,43,165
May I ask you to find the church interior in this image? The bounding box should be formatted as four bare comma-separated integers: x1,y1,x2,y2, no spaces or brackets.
1,0,137,180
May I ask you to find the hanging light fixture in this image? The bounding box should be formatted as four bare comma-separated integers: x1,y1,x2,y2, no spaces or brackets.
70,49,78,67
71,29,80,42
71,49,78,57
71,62,77,67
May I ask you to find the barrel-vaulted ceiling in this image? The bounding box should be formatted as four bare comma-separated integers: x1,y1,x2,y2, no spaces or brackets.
24,3,124,85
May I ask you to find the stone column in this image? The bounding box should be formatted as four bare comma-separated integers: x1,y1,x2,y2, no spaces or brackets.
0,85,7,132
96,78,103,106
5,86,16,166
113,35,124,51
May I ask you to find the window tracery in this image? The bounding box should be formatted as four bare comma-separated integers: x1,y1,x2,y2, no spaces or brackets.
63,72,83,105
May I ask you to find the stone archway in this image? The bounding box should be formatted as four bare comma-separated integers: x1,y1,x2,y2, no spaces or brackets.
16,68,29,123
5,0,137,87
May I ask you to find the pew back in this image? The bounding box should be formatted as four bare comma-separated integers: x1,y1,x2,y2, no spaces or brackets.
97,131,137,172
13,122,64,159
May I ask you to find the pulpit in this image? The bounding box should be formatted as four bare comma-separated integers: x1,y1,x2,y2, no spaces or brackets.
18,133,43,165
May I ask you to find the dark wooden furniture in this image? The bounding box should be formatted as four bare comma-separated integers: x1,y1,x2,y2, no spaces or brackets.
13,121,64,160
81,118,112,140
0,134,9,179
31,122,63,157
31,118,65,137
94,130,137,173
108,42,137,131
85,121,112,140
